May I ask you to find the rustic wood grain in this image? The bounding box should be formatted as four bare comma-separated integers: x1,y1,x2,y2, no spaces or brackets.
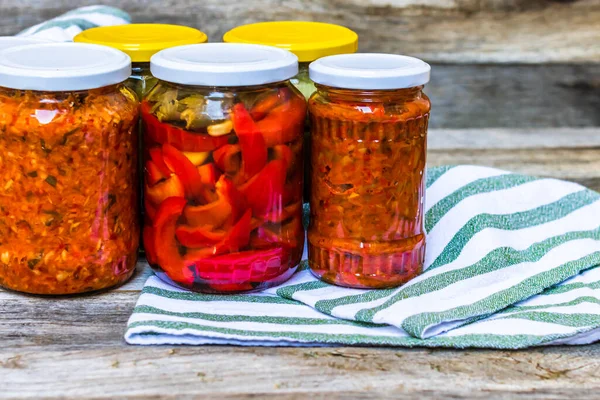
2,0,600,64
4,345,600,399
426,64,600,128
1,128,600,398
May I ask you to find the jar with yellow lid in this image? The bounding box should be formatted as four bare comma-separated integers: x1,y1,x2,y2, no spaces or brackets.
75,24,208,100
223,21,358,202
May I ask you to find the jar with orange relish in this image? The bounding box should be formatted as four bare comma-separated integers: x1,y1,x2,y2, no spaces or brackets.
0,43,139,295
307,54,431,289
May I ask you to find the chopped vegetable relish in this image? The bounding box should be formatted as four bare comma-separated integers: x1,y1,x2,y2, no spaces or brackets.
308,86,430,289
0,85,140,294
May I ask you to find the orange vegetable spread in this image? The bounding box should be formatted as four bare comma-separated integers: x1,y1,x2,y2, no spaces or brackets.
308,86,430,289
0,85,139,295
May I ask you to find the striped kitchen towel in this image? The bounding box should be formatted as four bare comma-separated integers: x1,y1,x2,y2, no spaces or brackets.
126,165,600,348
17,5,130,42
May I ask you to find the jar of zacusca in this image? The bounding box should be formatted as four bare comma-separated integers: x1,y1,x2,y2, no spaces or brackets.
308,54,431,289
0,43,140,295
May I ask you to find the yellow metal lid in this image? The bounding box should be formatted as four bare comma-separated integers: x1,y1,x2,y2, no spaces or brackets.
223,21,358,62
74,24,208,62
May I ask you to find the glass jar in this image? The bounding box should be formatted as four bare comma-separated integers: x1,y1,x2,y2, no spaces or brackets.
0,43,139,295
142,44,306,293
223,21,358,203
307,54,431,289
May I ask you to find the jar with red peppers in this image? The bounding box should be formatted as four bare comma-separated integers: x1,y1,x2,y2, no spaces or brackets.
308,54,431,289
142,43,306,293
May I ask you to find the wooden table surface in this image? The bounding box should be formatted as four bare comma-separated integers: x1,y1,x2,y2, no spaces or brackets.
2,128,600,399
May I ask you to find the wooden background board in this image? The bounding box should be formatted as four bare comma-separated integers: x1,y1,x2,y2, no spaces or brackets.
2,128,600,399
3,0,600,64
1,0,599,128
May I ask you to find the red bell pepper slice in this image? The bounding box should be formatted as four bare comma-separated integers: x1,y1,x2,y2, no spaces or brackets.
256,94,306,147
145,159,168,186
183,199,231,229
271,144,293,171
263,200,302,223
149,197,194,285
231,103,268,180
162,143,211,203
148,147,172,177
251,216,303,250
192,247,291,292
183,208,252,260
218,208,252,253
182,176,245,228
141,101,229,152
197,163,219,189
175,225,226,248
216,175,247,224
250,88,291,120
143,225,157,265
239,159,287,216
144,195,158,222
145,174,185,206
212,144,241,174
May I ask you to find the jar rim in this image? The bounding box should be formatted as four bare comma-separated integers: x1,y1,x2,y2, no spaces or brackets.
0,43,131,91
310,53,430,90
150,43,298,87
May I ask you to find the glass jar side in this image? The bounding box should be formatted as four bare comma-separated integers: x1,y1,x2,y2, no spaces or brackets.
0,84,140,295
307,85,430,289
141,80,306,293
127,62,158,101
291,62,316,100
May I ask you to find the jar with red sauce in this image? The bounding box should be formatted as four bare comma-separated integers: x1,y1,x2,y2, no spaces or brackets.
142,44,306,293
0,43,139,295
307,54,431,289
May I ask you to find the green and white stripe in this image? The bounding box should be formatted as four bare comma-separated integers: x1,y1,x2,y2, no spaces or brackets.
17,6,130,42
126,165,600,348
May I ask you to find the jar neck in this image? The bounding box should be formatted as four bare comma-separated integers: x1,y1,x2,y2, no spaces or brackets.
131,62,151,76
299,62,310,74
315,84,424,103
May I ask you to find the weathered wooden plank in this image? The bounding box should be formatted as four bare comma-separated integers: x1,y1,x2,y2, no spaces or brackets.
425,63,600,128
3,345,600,399
428,128,600,150
2,0,600,64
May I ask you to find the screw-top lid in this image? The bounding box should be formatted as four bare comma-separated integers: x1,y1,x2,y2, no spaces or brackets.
151,43,299,87
309,53,431,90
0,37,51,52
74,24,208,63
223,21,358,62
0,43,131,91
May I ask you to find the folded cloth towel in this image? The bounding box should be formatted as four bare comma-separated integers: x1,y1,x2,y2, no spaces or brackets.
17,5,130,42
126,165,600,348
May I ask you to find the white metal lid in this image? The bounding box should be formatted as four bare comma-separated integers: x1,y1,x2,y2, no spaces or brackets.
151,43,299,87
309,53,431,90
0,37,51,52
0,43,131,91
